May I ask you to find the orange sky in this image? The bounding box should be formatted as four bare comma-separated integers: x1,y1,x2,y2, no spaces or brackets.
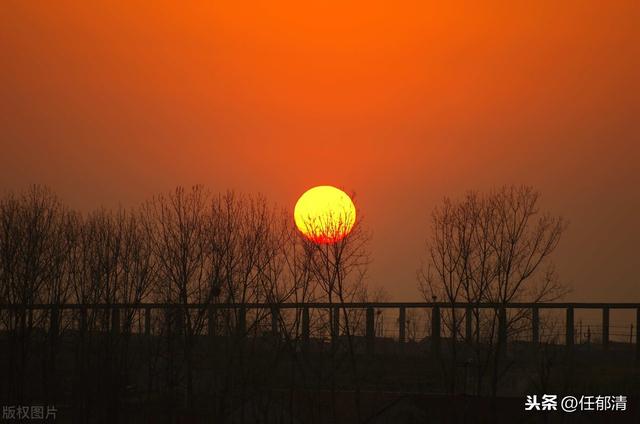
1,1,638,301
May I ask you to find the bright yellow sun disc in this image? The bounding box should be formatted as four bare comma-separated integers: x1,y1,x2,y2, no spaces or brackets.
294,186,356,244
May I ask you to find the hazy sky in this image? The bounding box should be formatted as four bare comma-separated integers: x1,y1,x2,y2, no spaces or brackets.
1,1,638,301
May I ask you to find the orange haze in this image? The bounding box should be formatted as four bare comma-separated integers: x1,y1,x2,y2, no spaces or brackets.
1,1,638,301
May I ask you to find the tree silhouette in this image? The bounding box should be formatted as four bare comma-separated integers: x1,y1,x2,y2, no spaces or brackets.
418,185,567,396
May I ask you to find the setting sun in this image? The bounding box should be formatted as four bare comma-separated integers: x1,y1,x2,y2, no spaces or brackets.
294,186,356,244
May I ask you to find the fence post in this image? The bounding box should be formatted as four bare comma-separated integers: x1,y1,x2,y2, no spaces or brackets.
207,305,215,339
50,306,60,339
331,306,340,345
176,307,185,336
271,306,279,337
49,306,60,384
566,306,574,349
111,307,120,336
398,306,406,343
236,306,246,337
366,307,374,355
465,307,473,344
431,306,441,357
498,306,507,357
602,307,609,350
143,306,152,399
302,307,310,352
532,307,539,345
636,308,640,363
144,307,151,337
80,307,87,335
19,306,26,336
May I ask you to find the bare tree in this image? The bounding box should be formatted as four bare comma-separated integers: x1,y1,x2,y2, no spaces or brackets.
0,185,71,402
418,186,567,396
298,192,370,423
141,185,213,409
205,192,294,420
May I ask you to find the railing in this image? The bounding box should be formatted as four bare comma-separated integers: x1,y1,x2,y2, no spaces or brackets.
2,302,639,360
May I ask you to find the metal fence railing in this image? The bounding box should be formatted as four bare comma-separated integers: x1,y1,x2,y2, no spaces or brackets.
1,301,639,360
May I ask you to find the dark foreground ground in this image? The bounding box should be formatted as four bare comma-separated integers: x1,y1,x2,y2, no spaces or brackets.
2,330,639,423
16,393,640,424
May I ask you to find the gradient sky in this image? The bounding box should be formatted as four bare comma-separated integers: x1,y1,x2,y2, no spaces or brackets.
1,1,638,301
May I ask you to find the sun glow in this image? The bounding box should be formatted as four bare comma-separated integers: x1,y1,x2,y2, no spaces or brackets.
294,186,356,244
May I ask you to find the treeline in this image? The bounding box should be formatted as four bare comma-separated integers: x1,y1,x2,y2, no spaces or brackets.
0,185,375,422
0,185,368,308
0,184,577,422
